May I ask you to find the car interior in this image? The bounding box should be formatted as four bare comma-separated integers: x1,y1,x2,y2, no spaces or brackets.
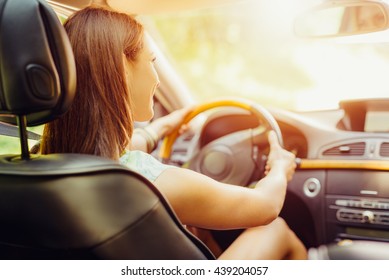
1,0,389,260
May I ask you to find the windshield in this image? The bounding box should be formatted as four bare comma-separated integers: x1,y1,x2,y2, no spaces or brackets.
145,0,389,111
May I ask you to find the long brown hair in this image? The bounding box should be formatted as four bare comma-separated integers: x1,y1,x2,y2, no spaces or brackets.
41,5,144,160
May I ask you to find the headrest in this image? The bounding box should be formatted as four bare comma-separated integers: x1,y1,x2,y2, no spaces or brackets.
0,0,76,126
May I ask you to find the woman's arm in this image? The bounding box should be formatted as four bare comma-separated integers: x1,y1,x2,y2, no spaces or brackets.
154,131,296,229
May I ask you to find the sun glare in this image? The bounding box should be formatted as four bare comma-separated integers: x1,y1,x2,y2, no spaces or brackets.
149,0,389,111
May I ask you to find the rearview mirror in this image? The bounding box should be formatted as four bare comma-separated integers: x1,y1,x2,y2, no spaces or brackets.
294,1,389,38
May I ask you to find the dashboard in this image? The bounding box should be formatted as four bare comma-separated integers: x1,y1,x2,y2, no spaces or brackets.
169,98,389,249
274,99,389,248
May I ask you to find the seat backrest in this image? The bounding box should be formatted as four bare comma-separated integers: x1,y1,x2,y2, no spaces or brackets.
0,0,214,260
0,154,214,259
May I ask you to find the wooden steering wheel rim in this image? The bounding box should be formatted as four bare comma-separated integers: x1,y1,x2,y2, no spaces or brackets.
159,98,283,161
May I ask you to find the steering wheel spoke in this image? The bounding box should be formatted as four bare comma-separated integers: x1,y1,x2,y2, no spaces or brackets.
187,128,257,185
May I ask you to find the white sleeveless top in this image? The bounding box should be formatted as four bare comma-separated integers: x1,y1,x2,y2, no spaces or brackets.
119,150,173,183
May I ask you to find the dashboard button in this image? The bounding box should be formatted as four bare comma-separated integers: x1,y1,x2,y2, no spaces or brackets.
303,178,321,198
335,200,348,207
362,211,375,223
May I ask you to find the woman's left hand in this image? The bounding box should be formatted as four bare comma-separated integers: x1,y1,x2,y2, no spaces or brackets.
148,106,194,138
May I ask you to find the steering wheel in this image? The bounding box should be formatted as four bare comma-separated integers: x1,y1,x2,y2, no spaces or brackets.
159,98,283,186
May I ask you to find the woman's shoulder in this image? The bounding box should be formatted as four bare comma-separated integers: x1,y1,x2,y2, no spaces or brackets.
120,150,174,183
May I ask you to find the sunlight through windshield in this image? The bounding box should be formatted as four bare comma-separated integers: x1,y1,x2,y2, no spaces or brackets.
145,0,389,111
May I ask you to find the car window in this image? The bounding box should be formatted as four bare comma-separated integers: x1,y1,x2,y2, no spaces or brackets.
0,126,42,154
144,0,389,112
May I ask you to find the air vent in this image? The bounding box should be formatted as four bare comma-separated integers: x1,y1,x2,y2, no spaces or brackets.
379,142,389,157
322,142,366,156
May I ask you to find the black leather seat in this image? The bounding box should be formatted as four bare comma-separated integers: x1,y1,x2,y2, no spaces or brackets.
0,0,214,260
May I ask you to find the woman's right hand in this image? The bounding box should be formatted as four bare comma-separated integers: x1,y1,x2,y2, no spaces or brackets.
264,130,296,181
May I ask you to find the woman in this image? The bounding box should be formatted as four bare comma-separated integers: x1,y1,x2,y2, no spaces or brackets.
41,5,307,260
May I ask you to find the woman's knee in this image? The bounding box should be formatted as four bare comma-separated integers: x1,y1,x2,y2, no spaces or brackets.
269,217,288,229
241,217,290,241
264,217,291,235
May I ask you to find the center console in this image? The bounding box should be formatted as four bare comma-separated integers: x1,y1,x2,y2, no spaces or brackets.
325,170,389,243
